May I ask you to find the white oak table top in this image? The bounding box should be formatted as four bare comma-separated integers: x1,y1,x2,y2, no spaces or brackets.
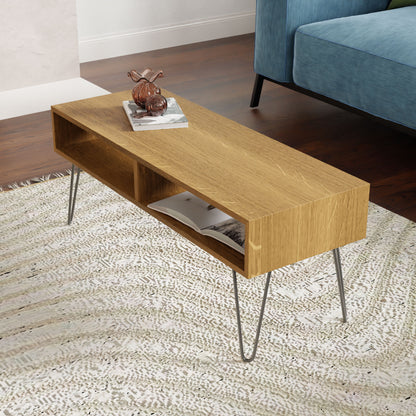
52,90,368,223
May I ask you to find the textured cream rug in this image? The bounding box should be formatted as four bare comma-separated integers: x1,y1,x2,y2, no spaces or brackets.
1,173,415,416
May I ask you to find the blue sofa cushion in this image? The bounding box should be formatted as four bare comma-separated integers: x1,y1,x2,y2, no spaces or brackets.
293,7,416,130
254,0,389,83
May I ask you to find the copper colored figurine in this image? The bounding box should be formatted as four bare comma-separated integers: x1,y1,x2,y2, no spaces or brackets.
128,68,164,108
133,95,168,119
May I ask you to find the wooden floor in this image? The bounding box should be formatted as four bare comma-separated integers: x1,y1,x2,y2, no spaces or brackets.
1,34,415,222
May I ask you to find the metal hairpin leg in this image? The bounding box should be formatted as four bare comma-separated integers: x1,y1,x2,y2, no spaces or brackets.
232,270,272,362
333,248,347,323
68,164,81,225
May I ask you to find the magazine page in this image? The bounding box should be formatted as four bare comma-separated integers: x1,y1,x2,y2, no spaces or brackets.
148,191,245,254
201,218,245,254
147,191,232,230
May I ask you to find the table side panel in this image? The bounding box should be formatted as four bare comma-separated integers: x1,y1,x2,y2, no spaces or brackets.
246,183,370,278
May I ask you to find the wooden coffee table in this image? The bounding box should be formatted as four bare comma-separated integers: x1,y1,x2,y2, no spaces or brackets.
52,90,369,361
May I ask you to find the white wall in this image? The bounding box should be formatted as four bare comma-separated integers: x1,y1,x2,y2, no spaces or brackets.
0,0,80,92
76,0,256,62
0,1,255,91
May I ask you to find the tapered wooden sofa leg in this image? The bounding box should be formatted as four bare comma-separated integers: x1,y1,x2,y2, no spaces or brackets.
250,74,265,108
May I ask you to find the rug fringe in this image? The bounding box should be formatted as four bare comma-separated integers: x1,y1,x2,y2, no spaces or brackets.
0,169,72,192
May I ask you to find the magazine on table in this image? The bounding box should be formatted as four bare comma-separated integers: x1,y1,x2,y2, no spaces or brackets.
123,97,188,131
147,191,245,254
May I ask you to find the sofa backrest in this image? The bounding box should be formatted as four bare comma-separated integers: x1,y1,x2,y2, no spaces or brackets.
254,0,390,83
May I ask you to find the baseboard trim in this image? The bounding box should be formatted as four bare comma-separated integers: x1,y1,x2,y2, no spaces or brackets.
79,12,255,63
0,78,109,120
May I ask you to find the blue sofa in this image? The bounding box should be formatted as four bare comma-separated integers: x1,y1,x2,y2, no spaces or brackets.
251,0,416,132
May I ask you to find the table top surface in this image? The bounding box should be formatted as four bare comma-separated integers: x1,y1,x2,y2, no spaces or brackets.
52,90,368,223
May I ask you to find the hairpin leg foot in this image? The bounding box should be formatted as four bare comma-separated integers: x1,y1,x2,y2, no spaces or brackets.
333,248,347,323
68,164,81,225
232,270,272,362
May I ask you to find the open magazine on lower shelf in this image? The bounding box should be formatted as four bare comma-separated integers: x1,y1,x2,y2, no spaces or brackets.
147,191,245,255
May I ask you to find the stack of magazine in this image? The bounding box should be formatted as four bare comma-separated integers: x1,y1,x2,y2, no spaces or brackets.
147,191,245,254
123,97,188,131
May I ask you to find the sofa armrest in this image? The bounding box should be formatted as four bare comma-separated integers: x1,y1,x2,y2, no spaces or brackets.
254,0,389,83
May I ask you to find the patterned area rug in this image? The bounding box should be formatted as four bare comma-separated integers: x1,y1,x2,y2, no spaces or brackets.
1,173,415,415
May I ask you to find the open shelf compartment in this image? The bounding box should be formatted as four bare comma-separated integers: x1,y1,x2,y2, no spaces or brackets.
133,160,246,275
53,112,135,200
52,110,246,276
